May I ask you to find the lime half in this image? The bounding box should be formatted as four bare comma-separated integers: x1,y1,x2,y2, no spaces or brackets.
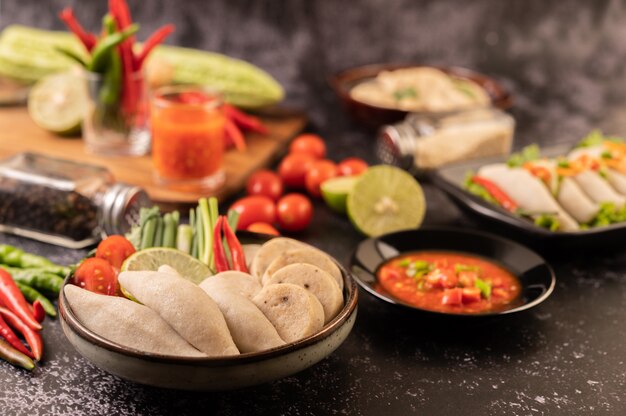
321,176,359,214
121,248,211,284
28,72,86,135
347,165,426,237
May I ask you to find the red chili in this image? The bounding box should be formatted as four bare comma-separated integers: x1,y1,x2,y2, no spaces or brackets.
58,7,97,51
0,270,41,331
136,24,175,69
32,301,46,324
224,118,247,151
222,219,249,273
213,217,230,272
0,307,42,361
471,176,518,213
224,104,268,135
0,313,33,359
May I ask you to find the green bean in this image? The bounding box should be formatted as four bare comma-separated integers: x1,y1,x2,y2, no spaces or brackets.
195,206,204,261
190,209,198,258
154,216,164,247
140,217,157,250
176,225,193,254
162,213,175,248
0,245,69,276
15,283,56,317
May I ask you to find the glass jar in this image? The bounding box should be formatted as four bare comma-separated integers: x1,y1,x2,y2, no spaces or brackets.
0,153,151,248
82,70,150,156
376,108,515,171
150,85,226,191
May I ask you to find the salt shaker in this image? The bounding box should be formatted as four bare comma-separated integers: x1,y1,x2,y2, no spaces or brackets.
0,153,151,248
376,108,515,172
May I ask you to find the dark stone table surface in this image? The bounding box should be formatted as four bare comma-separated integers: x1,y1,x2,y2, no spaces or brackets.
1,0,626,414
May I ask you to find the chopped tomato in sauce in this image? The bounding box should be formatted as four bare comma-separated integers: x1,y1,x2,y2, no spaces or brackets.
376,251,522,314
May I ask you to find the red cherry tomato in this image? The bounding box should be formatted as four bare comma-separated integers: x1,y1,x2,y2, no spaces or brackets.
305,160,338,198
95,235,136,269
289,134,326,159
229,195,277,230
74,258,118,296
277,193,313,232
337,157,369,176
247,222,280,236
278,153,316,188
246,170,283,201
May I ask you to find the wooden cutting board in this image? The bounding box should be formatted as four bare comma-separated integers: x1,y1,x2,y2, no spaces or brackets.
0,106,307,206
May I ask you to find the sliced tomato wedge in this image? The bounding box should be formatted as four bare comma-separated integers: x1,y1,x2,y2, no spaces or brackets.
74,258,118,296
441,288,463,306
95,235,136,269
462,287,482,304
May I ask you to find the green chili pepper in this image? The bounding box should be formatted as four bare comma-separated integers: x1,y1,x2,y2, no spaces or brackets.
88,23,139,73
0,265,63,295
0,245,69,276
0,338,34,371
14,283,56,317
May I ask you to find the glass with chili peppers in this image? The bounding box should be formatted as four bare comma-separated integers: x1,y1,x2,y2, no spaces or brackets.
150,86,226,190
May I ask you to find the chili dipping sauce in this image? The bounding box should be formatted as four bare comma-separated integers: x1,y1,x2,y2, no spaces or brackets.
376,251,522,314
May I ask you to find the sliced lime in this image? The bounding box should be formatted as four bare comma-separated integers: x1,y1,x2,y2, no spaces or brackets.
346,165,426,237
27,71,86,135
120,247,211,284
321,176,359,214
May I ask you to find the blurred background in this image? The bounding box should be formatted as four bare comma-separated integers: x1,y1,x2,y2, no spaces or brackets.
2,0,626,153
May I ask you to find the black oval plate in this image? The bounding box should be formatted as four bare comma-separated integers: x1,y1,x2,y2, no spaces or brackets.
349,227,555,318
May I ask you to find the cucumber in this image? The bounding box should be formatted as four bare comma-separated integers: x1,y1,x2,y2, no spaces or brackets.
149,45,284,108
0,25,284,108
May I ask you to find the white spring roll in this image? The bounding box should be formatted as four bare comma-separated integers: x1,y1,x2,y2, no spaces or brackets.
569,146,626,199
572,170,625,207
477,163,579,231
525,160,599,224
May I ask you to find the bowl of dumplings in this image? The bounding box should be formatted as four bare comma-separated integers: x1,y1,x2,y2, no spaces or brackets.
59,233,358,391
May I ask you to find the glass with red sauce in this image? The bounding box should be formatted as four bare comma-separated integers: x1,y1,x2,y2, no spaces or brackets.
376,251,522,314
150,86,226,190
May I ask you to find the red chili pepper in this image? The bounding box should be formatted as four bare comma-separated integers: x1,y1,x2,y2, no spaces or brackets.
136,24,175,69
224,104,269,135
0,313,34,359
224,118,247,152
222,219,249,273
58,7,97,51
0,270,41,331
213,217,230,272
32,301,46,324
471,176,518,213
0,307,42,361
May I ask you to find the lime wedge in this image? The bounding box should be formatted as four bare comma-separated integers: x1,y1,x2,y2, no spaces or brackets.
27,71,86,136
346,165,426,237
121,248,211,284
321,176,359,214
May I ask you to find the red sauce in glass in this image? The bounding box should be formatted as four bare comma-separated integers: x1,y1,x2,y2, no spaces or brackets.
376,251,522,314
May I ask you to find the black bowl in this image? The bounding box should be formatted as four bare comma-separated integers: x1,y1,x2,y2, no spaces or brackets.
349,227,554,319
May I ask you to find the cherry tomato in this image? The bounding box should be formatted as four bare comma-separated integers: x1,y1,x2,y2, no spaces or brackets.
95,235,136,269
246,170,283,201
247,222,280,236
305,160,338,198
230,195,277,230
289,134,326,159
74,258,118,296
277,193,313,232
337,157,368,176
278,153,316,188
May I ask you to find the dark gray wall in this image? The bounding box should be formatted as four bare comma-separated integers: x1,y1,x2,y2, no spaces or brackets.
2,0,626,152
